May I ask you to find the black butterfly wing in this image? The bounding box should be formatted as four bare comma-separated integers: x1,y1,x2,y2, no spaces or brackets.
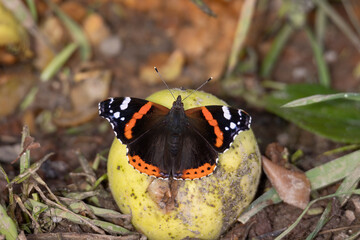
99,97,170,145
185,105,251,153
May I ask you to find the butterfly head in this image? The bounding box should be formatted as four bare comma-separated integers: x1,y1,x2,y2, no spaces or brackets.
172,95,184,110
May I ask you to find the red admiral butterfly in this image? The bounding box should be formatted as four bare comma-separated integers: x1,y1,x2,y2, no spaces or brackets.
99,92,251,180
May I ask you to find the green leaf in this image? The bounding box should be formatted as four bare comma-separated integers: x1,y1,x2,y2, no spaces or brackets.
47,0,91,61
265,83,360,143
40,42,78,81
0,204,18,240
260,23,294,78
226,0,256,76
305,27,331,87
282,92,360,107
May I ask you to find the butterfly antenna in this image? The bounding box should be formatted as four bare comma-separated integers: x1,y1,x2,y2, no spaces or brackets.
154,67,175,100
183,77,213,101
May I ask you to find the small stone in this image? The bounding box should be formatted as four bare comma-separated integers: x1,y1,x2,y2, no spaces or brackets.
333,232,349,240
99,36,122,57
351,196,360,213
345,210,355,223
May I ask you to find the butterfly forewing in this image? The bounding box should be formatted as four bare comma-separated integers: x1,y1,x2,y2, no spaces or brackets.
99,97,170,145
185,105,251,152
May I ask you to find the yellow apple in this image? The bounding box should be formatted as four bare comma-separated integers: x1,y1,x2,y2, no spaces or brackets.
107,89,261,239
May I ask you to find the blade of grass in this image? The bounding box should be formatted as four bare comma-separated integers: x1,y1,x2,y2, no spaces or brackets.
190,0,216,17
33,184,105,234
25,0,37,22
239,150,360,223
337,163,360,206
20,126,30,173
40,42,78,81
1,165,16,227
46,0,91,60
305,201,332,240
306,163,360,239
47,208,131,234
26,199,131,234
342,0,360,37
58,198,130,220
314,0,360,53
315,6,326,50
305,27,330,87
226,0,257,76
281,92,360,107
0,164,10,184
306,150,360,190
347,229,360,240
20,86,38,111
92,173,108,190
260,23,294,78
322,144,360,156
14,194,42,233
9,153,54,185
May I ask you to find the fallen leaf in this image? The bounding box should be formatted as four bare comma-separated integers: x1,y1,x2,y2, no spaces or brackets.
262,156,311,209
83,13,111,47
0,67,37,117
54,67,111,127
60,1,86,23
140,50,185,84
265,142,289,166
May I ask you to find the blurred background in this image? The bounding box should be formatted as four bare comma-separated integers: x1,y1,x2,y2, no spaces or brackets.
0,0,360,239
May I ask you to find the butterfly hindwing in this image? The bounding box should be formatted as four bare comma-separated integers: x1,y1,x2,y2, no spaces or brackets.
185,105,251,152
99,97,169,144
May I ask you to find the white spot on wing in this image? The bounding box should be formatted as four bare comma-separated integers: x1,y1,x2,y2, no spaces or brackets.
120,97,131,110
114,112,120,118
225,126,229,131
230,122,236,129
222,106,231,120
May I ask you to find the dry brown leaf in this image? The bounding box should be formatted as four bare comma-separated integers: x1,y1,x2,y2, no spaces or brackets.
83,13,111,47
54,68,111,127
265,142,289,166
262,156,311,209
60,1,86,23
34,16,67,70
140,50,185,84
53,107,99,127
0,67,37,117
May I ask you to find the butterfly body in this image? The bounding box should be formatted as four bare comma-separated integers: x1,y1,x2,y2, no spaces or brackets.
99,94,251,180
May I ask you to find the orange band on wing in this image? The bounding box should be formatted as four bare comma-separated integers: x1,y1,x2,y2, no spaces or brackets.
201,107,223,148
124,102,152,139
182,163,216,179
128,155,161,177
